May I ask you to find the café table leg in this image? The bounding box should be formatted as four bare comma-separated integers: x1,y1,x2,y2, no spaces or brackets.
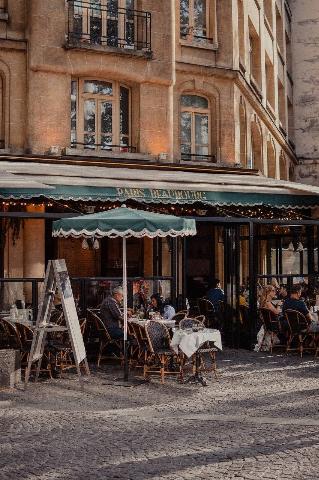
185,350,208,387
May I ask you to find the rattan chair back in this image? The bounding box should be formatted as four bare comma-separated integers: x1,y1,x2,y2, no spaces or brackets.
259,308,279,332
284,309,308,334
145,320,170,354
171,311,187,325
87,308,112,342
0,318,21,349
179,318,204,330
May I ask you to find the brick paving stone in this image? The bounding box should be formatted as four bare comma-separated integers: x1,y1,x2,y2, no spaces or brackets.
0,349,318,479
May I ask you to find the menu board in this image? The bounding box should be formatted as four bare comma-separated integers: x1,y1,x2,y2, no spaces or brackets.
25,260,89,385
53,259,87,364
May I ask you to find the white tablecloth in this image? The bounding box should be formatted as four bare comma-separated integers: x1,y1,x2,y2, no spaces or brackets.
170,328,222,358
129,318,176,329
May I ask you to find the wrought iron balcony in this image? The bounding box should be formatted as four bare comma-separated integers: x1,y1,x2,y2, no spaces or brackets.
181,153,217,163
71,141,137,153
67,1,152,54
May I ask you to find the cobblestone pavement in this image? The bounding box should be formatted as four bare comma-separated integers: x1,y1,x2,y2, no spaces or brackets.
0,349,318,480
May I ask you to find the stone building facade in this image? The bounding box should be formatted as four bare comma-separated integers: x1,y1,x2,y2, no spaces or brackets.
289,0,319,186
0,0,296,173
0,0,314,302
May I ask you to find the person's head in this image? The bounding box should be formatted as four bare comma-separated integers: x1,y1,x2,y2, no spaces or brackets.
112,286,123,303
260,284,276,306
290,285,302,299
212,278,221,289
150,293,163,312
279,285,288,297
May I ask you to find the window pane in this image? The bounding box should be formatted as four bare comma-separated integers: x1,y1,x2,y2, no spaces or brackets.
101,135,113,150
181,144,191,154
71,80,77,145
126,0,135,10
84,134,96,149
107,19,119,47
84,99,96,133
101,101,113,134
180,0,190,38
73,1,83,39
195,114,208,145
108,0,118,17
195,145,209,156
181,112,191,143
181,95,208,109
120,87,129,136
84,81,113,95
194,0,207,37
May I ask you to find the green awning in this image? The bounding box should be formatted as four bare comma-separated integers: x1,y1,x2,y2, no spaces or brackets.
53,206,197,239
1,185,319,209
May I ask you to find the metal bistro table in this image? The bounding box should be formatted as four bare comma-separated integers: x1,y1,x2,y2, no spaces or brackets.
171,328,222,386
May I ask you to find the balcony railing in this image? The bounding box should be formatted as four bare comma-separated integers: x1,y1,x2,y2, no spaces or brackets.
181,153,217,163
67,1,152,54
71,141,137,153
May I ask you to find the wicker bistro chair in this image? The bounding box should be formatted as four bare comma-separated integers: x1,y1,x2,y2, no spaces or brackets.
197,298,218,328
171,310,187,326
130,322,150,368
87,309,123,366
259,308,284,354
179,317,218,380
179,317,204,330
284,309,315,357
0,318,22,350
15,323,34,367
144,320,182,383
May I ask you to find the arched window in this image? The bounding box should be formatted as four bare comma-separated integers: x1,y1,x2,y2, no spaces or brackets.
71,79,131,152
267,139,276,178
0,74,4,149
239,99,247,166
180,94,211,161
250,120,263,171
279,151,288,180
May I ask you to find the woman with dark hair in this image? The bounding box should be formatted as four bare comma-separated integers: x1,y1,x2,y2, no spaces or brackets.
149,293,176,320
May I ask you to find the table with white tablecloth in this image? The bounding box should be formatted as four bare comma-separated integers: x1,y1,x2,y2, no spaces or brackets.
128,318,176,329
170,328,222,358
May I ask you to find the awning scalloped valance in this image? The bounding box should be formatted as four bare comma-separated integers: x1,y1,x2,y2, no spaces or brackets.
1,185,319,209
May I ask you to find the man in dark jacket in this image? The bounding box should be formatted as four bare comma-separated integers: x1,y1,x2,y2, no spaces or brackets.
100,286,124,339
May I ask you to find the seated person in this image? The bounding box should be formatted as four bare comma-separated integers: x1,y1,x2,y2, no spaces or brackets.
259,285,281,317
282,285,312,324
207,279,225,309
278,284,288,301
100,286,125,339
149,293,176,320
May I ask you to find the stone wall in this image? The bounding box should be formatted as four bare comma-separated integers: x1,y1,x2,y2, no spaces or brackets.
290,0,319,183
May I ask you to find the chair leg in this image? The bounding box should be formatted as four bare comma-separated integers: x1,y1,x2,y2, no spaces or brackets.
97,341,104,367
299,335,303,358
160,354,165,384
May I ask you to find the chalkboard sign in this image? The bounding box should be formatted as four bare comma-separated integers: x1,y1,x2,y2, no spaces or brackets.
53,259,87,364
25,260,89,385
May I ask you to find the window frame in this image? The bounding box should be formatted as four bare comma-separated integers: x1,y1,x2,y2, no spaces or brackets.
71,78,131,152
180,0,211,41
180,94,211,161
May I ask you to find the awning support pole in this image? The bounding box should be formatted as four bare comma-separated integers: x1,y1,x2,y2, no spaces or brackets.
249,222,258,348
123,237,129,381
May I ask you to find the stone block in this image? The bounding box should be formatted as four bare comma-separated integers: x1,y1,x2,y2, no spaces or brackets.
0,349,21,388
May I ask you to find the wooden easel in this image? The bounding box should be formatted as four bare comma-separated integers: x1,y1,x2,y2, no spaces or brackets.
25,260,90,386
